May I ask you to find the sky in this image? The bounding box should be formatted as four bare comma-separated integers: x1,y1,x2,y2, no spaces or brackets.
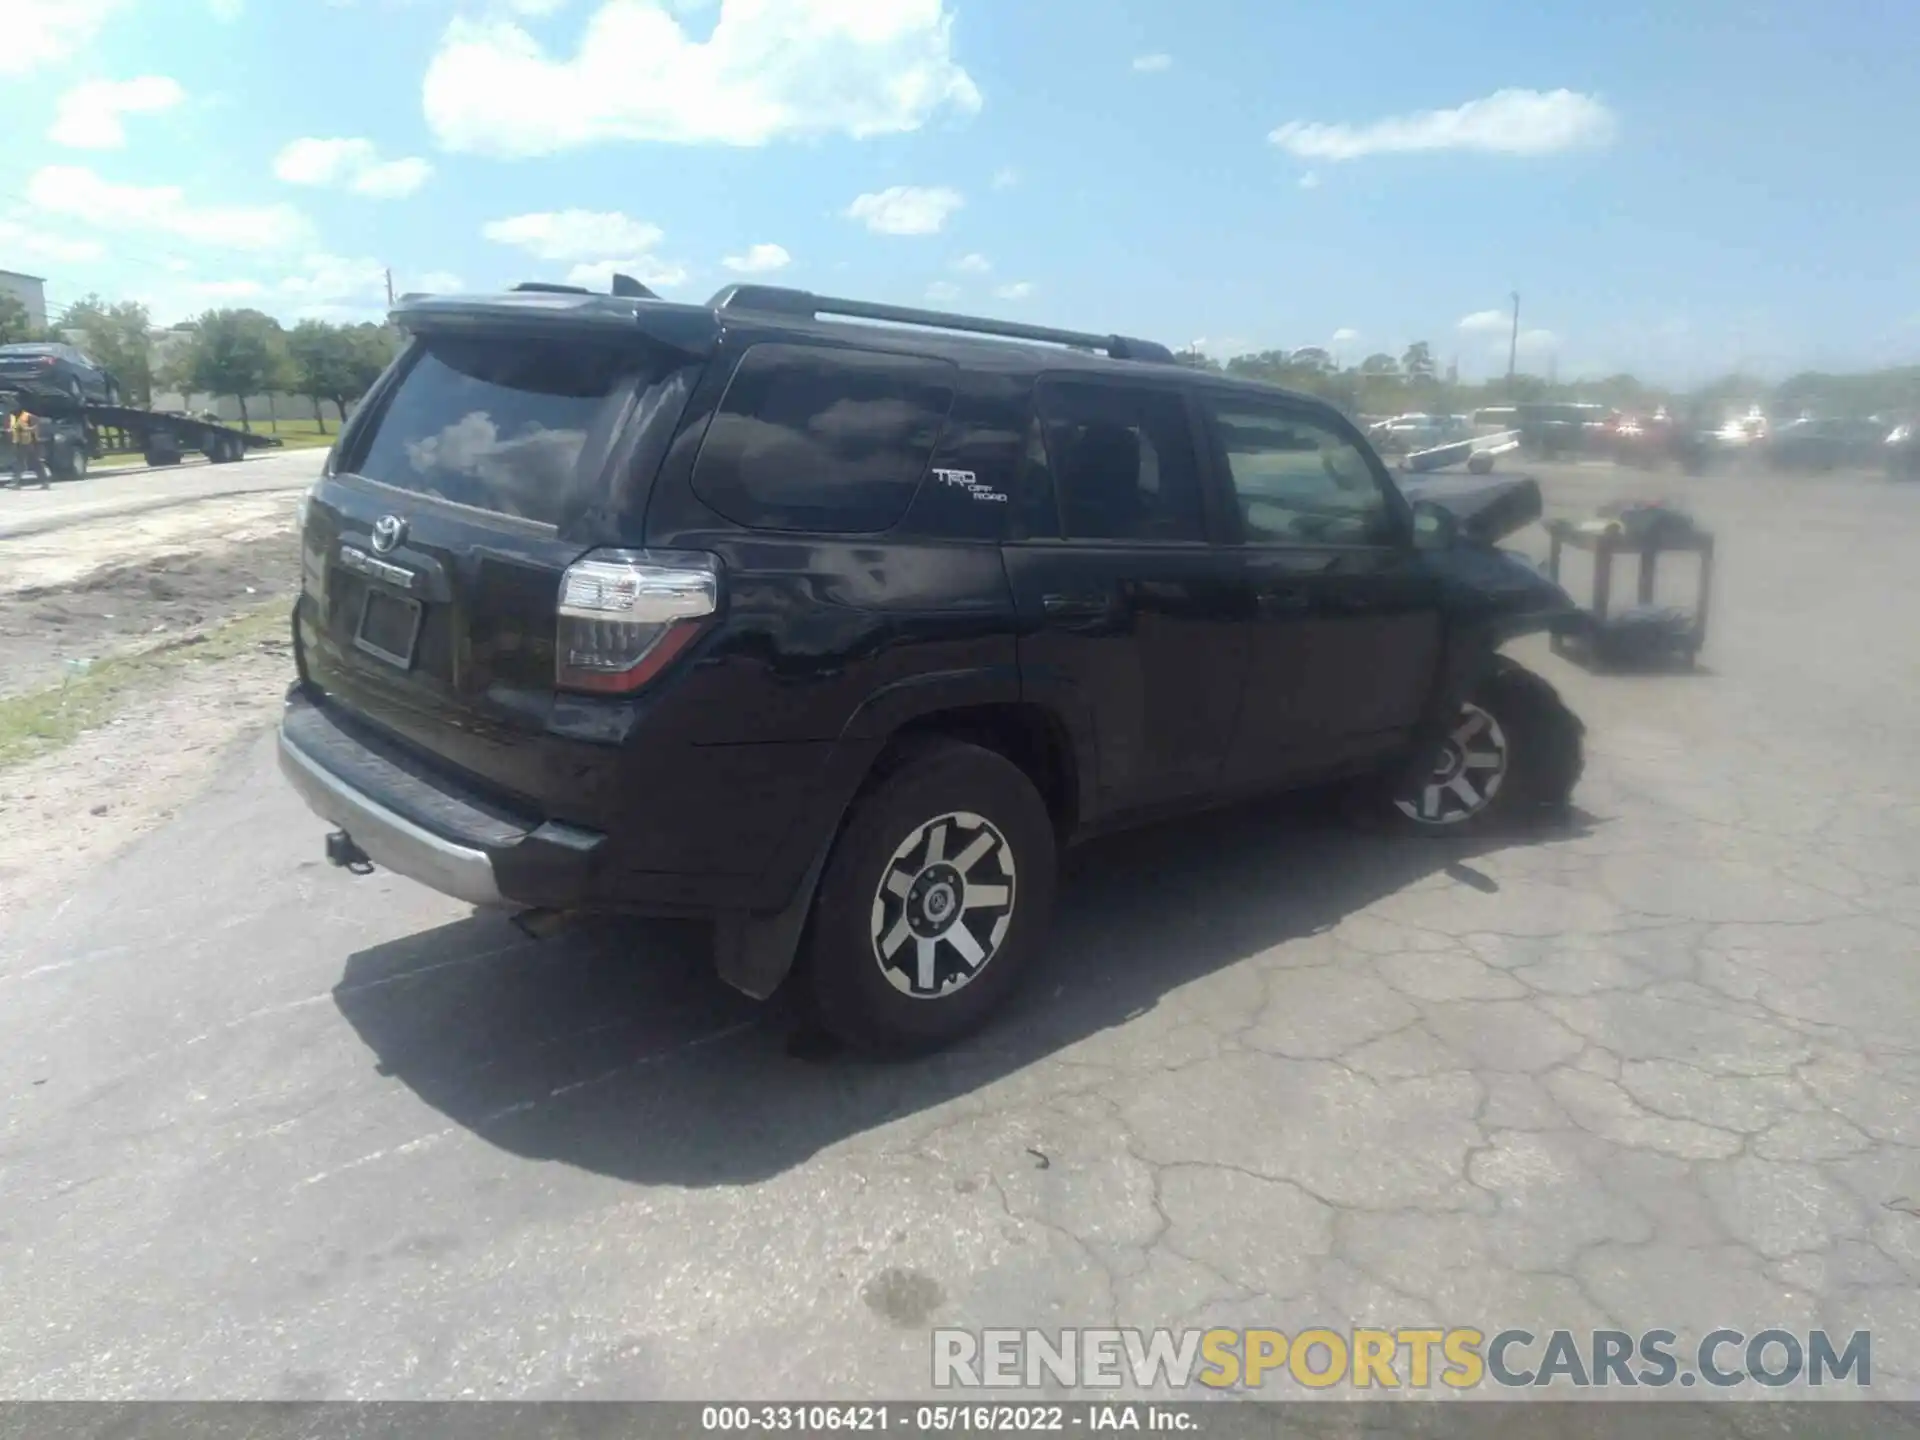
1,0,1915,384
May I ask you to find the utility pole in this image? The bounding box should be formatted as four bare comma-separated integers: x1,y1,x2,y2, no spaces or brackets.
1506,291,1520,397
385,269,395,308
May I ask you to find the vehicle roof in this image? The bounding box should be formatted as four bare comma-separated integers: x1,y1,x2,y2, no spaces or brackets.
0,343,59,354
391,287,1333,411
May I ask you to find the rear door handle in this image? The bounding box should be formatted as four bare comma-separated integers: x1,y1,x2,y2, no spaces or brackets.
1042,593,1112,621
1257,589,1310,616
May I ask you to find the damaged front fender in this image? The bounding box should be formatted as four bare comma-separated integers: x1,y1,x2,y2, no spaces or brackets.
1400,471,1588,645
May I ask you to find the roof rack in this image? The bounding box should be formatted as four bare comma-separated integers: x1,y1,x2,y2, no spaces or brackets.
705,284,1176,364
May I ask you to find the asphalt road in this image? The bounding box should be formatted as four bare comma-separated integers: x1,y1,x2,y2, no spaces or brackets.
0,448,322,540
3,462,1919,1401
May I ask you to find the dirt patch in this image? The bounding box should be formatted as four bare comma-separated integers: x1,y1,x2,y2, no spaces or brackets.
0,488,308,913
0,500,300,699
0,610,294,918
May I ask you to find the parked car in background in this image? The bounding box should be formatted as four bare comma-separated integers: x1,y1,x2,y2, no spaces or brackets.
1516,402,1611,458
1603,410,1678,467
1762,416,1891,473
1883,421,1919,480
0,343,120,407
1369,413,1473,456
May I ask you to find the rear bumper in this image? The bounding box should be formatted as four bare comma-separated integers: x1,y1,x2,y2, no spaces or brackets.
277,687,606,910
278,733,509,907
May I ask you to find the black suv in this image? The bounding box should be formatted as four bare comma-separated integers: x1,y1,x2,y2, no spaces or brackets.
280,283,1586,1052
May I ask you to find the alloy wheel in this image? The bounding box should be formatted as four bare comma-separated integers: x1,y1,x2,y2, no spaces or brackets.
869,811,1017,999
1394,702,1509,825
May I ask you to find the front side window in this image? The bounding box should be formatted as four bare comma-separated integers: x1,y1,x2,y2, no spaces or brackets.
1205,400,1392,545
1035,379,1205,542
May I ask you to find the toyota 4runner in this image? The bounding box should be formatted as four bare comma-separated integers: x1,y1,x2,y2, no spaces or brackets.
280,282,1586,1053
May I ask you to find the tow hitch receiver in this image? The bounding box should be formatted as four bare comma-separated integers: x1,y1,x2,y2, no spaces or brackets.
325,830,374,874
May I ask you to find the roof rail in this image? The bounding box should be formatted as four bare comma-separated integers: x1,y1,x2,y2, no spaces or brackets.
705,284,1176,364
513,282,592,296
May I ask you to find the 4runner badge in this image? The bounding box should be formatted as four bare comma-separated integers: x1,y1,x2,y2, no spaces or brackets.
932,468,1008,504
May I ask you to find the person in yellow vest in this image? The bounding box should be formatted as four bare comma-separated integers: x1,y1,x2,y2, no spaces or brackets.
8,404,49,489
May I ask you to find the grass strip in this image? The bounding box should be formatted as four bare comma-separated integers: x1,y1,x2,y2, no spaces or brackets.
0,600,291,771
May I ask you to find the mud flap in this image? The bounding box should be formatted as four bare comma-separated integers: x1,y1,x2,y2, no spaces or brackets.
713,842,833,1000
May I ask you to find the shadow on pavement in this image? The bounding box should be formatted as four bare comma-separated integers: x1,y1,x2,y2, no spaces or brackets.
334,798,1596,1188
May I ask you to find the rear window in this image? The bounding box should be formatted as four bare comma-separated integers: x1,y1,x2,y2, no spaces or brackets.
691,343,955,533
348,334,656,526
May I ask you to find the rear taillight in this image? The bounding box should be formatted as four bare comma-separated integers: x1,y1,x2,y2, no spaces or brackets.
37,357,54,367
555,549,719,695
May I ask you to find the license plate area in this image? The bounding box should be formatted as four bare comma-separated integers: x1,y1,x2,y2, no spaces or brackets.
353,587,424,670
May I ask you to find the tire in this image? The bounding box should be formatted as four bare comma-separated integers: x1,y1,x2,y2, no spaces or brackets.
804,739,1058,1055
1387,657,1584,834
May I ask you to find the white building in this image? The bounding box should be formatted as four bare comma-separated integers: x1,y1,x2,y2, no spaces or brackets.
0,269,48,330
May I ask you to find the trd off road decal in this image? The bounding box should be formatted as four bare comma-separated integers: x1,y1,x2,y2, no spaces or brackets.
933,468,1009,504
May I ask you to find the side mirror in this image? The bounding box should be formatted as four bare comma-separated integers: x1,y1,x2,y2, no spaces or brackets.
1410,498,1459,549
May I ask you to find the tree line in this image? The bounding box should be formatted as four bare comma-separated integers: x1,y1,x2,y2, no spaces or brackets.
0,291,399,432
1172,341,1920,426
4,284,1915,427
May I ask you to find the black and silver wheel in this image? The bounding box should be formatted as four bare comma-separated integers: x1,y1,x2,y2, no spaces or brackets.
1389,658,1585,834
1394,701,1508,826
870,811,1017,999
806,739,1057,1054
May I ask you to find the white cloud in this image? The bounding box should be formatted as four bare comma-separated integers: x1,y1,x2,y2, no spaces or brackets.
482,209,664,259
186,278,267,301
1270,88,1617,162
6,0,127,77
990,167,1019,189
49,76,185,148
482,207,689,290
27,165,311,251
1331,327,1358,343
564,257,690,290
994,281,1033,301
1132,53,1172,73
925,280,961,303
1515,327,1557,354
149,254,392,324
1458,309,1510,333
422,0,982,157
1297,170,1320,190
721,242,791,274
0,217,106,265
846,185,963,236
953,252,991,274
273,138,433,198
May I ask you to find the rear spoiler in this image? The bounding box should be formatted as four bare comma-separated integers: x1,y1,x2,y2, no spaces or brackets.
389,290,720,357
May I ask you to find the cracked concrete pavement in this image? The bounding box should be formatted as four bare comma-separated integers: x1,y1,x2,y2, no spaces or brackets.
1,463,1918,1403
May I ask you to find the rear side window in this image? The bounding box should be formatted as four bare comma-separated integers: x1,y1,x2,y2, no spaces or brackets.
348,335,653,526
1036,379,1206,543
692,343,955,534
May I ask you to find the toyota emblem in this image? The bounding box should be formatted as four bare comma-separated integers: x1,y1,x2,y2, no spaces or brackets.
370,515,407,554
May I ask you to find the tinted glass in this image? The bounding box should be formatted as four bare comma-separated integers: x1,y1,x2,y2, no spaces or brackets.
1206,400,1392,545
350,335,646,525
1036,380,1205,542
692,344,955,533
